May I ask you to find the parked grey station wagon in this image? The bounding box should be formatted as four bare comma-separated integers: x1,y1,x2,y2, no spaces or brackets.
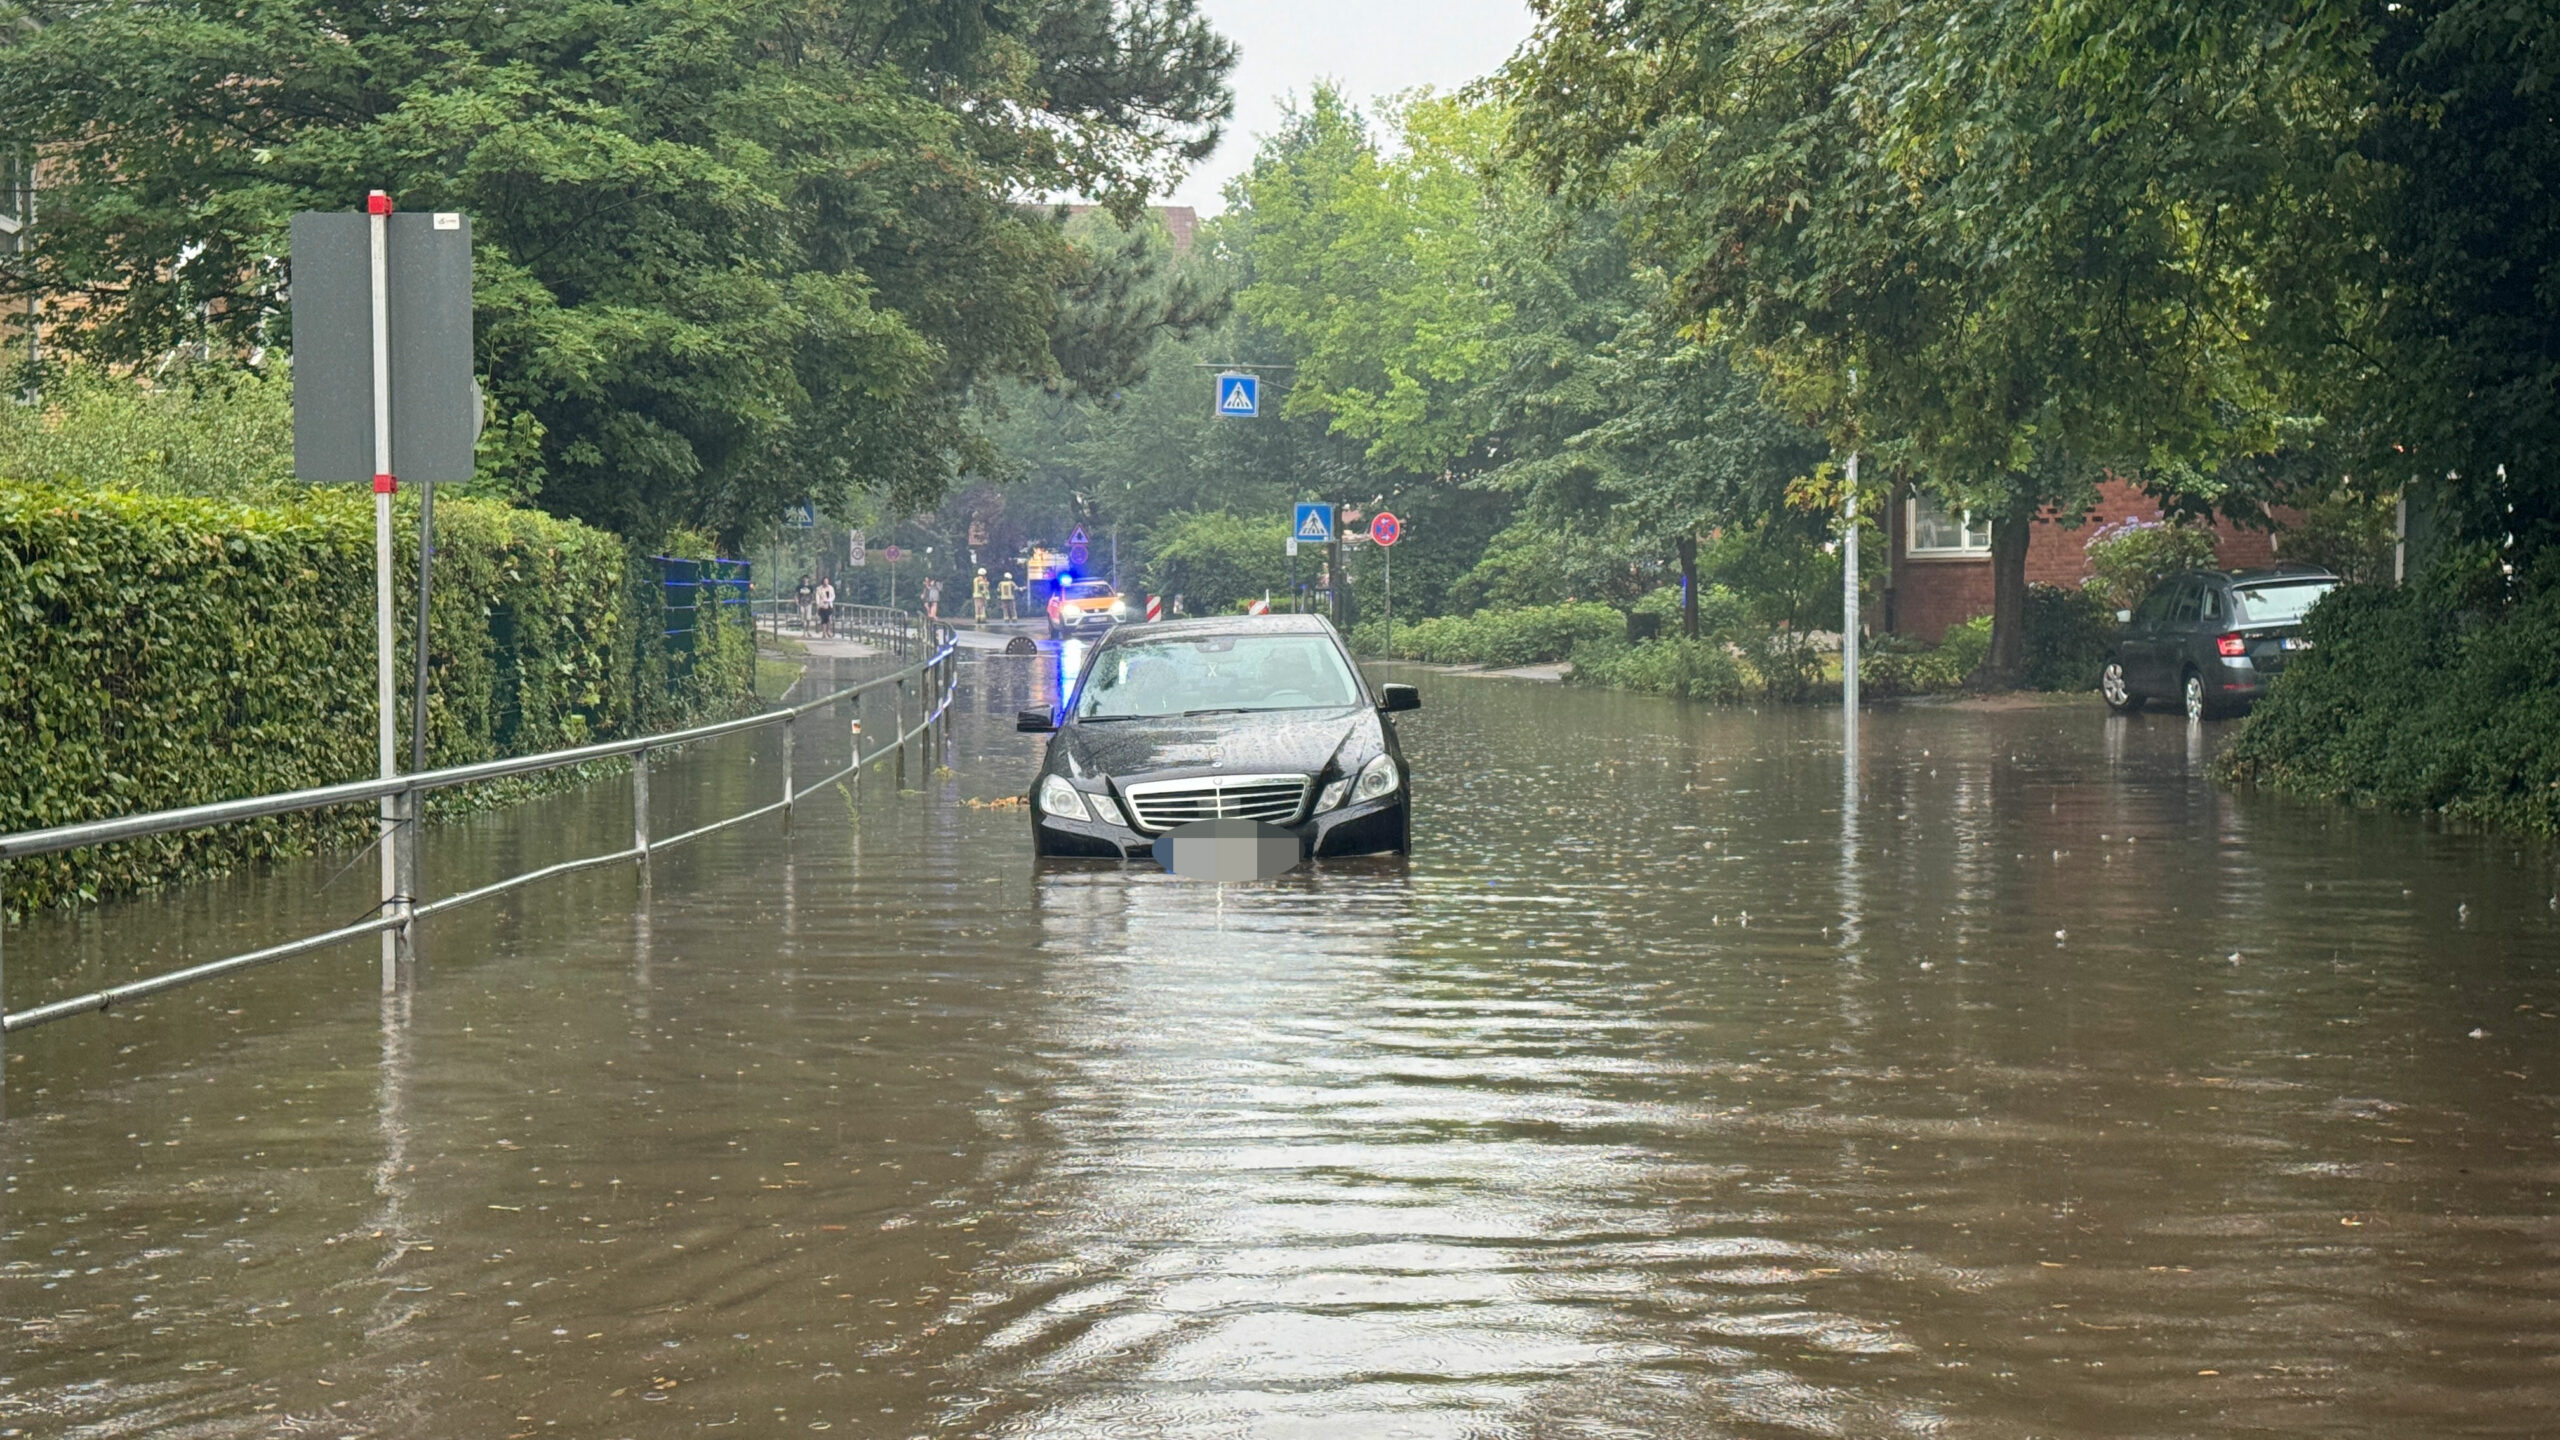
2100,566,2340,719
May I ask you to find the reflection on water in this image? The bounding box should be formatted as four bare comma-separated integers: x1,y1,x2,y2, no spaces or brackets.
3,665,2556,1437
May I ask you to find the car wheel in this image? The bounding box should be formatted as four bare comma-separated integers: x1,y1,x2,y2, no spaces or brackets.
2182,669,2215,721
2100,659,2141,714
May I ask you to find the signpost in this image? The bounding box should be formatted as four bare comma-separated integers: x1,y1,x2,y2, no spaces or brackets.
847,529,865,566
784,501,815,527
1291,504,1332,616
1370,512,1401,656
885,544,902,606
291,195,475,988
1067,525,1090,573
1214,371,1260,418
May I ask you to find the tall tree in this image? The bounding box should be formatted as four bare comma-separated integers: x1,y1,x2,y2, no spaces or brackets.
1509,0,2367,680
0,0,1236,543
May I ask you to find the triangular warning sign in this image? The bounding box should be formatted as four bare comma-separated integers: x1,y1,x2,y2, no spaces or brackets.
1220,380,1256,413
1297,512,1329,539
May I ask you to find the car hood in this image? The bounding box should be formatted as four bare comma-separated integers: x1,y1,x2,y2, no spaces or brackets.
1054,706,1382,783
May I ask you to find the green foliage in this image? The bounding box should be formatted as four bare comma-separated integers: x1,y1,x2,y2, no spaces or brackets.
1141,509,1288,614
2279,491,2397,586
0,363,299,500
0,0,1237,542
0,481,751,915
2219,578,2560,836
1229,87,1511,472
1352,602,1623,667
1861,617,1992,699
2082,518,2220,611
1568,634,1749,703
2020,584,2120,693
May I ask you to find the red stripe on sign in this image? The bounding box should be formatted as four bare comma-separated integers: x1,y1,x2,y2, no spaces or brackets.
1146,595,1162,621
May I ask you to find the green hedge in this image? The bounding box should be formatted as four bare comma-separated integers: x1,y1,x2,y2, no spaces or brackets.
1352,601,1625,667
1,482,753,913
2217,582,2560,836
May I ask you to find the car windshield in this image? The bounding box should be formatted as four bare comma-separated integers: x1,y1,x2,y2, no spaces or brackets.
1061,582,1115,601
1074,633,1363,720
2232,579,2336,625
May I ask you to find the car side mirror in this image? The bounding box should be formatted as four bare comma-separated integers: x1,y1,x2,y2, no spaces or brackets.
2115,609,2133,624
1378,683,1421,714
1015,708,1056,733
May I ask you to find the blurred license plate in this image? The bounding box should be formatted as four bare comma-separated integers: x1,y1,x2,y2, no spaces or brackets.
2282,637,2312,651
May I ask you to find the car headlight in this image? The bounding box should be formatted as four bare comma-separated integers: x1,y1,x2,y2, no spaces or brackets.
1088,791,1127,828
1319,778,1351,812
1351,753,1400,804
1037,773,1089,821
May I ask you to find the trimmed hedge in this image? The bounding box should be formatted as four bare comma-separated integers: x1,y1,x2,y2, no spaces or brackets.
1,482,752,913
1352,601,1624,667
2217,582,2560,836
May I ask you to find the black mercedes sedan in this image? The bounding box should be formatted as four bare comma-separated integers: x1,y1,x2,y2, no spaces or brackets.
1017,614,1419,859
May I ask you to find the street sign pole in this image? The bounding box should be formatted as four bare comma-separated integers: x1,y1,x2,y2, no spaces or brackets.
366,191,405,989
1843,451,1861,740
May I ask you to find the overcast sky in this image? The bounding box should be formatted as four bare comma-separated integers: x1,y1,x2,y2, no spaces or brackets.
1164,0,1539,214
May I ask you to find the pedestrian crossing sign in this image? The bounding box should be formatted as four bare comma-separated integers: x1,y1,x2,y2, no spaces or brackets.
1215,371,1260,418
1293,503,1334,544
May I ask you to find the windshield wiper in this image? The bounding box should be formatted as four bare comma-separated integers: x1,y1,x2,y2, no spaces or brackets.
1180,706,1267,716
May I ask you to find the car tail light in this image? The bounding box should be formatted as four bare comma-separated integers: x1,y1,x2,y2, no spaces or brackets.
2215,633,2248,657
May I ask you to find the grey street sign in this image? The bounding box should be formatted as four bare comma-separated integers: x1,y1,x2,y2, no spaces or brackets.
291,211,478,482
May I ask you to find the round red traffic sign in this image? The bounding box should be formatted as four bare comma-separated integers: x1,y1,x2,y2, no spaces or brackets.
883,545,902,562
1369,511,1402,546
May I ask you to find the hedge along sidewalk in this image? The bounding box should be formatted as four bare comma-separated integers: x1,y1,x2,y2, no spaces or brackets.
0,481,752,916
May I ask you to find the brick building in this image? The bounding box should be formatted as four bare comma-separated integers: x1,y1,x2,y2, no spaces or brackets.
1879,476,2282,642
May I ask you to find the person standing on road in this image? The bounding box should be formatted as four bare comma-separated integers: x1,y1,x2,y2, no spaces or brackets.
815,577,836,639
795,576,814,634
923,575,941,622
972,568,990,627
997,571,1018,620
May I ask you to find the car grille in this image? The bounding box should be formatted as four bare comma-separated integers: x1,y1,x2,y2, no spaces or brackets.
1119,773,1310,833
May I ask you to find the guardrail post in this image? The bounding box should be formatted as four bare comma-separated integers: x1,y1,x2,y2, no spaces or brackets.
780,713,796,833
632,746,652,861
393,788,419,986
895,676,909,789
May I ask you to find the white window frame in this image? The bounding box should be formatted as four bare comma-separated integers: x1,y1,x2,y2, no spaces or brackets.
1906,494,1993,556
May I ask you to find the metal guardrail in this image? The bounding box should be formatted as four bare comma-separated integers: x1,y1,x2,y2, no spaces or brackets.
753,598,916,653
0,612,963,1093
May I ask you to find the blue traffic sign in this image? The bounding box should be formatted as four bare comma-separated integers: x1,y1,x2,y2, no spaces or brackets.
1293,503,1334,544
1216,372,1260,418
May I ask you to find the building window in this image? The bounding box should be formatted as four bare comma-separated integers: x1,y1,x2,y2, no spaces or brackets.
1908,494,1992,556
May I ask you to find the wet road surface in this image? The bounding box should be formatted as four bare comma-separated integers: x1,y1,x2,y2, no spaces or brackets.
3,654,2557,1437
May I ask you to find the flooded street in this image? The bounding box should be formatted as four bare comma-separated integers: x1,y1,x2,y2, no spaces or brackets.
4,654,2557,1438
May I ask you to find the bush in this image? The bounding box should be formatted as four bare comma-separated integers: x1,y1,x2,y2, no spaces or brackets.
1567,634,1749,701
1353,601,1624,666
2084,516,2218,610
2218,579,2560,836
2021,583,2118,691
0,482,753,914
1860,615,1991,697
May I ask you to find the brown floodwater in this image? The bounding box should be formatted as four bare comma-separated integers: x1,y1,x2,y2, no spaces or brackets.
3,651,2557,1438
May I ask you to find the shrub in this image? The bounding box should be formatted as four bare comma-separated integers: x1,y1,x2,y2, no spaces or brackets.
1354,601,1623,666
2020,583,2118,691
2084,516,2218,610
2218,578,2560,836
1860,615,1991,697
0,482,752,914
1570,634,1750,702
